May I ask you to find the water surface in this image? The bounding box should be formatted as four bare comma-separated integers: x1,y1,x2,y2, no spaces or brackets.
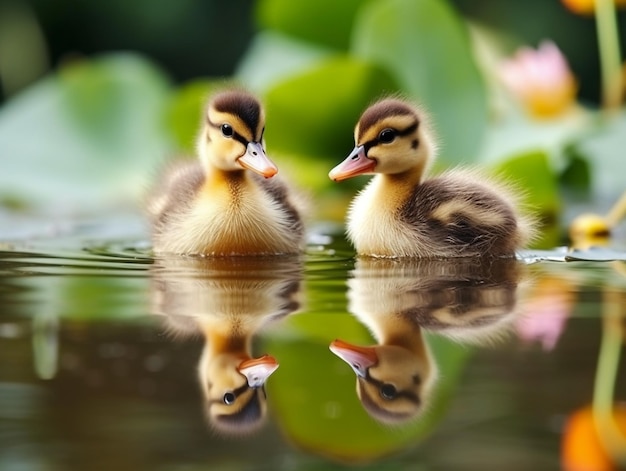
1,215,625,470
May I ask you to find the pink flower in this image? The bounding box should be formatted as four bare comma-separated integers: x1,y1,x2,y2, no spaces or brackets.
500,41,578,118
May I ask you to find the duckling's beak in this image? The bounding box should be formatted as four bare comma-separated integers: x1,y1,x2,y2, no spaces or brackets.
330,339,378,378
329,145,376,182
238,142,278,178
237,355,279,388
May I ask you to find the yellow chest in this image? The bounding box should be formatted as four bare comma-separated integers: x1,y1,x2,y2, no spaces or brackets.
347,178,417,257
156,178,299,255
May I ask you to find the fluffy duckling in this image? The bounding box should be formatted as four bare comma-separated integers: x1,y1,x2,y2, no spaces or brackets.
330,257,524,424
150,256,303,434
330,338,432,425
149,90,305,256
329,263,436,424
329,98,533,258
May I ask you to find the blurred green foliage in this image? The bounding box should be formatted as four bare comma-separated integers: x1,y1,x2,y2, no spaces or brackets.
257,0,366,50
263,58,397,162
0,53,172,211
1,0,626,245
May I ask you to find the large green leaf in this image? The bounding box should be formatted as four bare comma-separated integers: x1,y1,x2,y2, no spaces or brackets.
478,108,592,165
0,53,173,212
351,0,488,165
165,79,216,155
570,111,626,201
235,31,331,93
491,151,561,248
256,0,367,50
263,56,399,189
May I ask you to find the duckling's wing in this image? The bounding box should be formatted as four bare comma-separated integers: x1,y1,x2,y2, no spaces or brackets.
147,160,204,224
402,172,522,255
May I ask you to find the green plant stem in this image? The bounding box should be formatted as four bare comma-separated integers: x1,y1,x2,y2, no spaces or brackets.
606,190,626,227
592,289,624,458
593,293,620,414
595,0,623,112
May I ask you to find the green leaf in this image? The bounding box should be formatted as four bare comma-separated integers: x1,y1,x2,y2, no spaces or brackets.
491,151,561,248
165,79,215,155
263,56,399,189
352,0,488,164
570,111,626,200
235,31,331,93
560,144,591,194
0,53,173,212
256,0,367,50
479,109,592,166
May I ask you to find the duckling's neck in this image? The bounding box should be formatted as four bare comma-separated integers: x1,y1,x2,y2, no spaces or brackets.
364,165,426,217
380,163,427,191
198,317,251,356
370,312,425,356
203,167,248,200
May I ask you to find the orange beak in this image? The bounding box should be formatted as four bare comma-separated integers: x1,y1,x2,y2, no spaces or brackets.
237,354,279,388
238,141,278,178
329,339,378,378
328,145,376,182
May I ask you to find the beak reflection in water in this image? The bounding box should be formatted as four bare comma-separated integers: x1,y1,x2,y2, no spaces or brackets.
150,255,303,435
330,257,525,425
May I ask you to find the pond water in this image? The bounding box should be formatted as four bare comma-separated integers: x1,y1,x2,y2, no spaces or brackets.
1,213,625,471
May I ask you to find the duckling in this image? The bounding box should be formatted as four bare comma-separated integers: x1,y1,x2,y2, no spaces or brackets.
150,255,303,434
329,263,436,424
329,98,534,258
330,257,524,424
148,90,305,256
330,338,432,425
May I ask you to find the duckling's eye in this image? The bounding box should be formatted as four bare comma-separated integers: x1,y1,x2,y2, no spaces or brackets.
223,392,236,405
378,129,396,144
221,124,234,138
380,383,397,400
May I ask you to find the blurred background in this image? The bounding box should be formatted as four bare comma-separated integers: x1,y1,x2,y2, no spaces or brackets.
2,0,626,247
1,0,622,103
1,4,626,469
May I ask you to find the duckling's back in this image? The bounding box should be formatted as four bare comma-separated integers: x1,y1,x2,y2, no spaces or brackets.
400,170,534,257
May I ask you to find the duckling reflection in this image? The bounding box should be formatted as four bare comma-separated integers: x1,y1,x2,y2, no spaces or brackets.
330,257,523,424
151,256,302,434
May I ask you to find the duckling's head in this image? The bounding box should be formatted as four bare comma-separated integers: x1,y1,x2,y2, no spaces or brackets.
330,339,434,424
198,90,277,178
200,352,279,434
329,98,436,181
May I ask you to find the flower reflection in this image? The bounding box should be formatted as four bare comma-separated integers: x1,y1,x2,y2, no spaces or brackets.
150,255,303,435
559,281,626,470
562,404,626,471
516,275,574,351
331,257,524,425
499,41,577,118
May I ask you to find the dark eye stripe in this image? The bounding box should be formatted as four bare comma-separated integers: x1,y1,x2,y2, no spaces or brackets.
207,381,250,406
208,118,251,146
364,369,421,404
362,121,419,155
